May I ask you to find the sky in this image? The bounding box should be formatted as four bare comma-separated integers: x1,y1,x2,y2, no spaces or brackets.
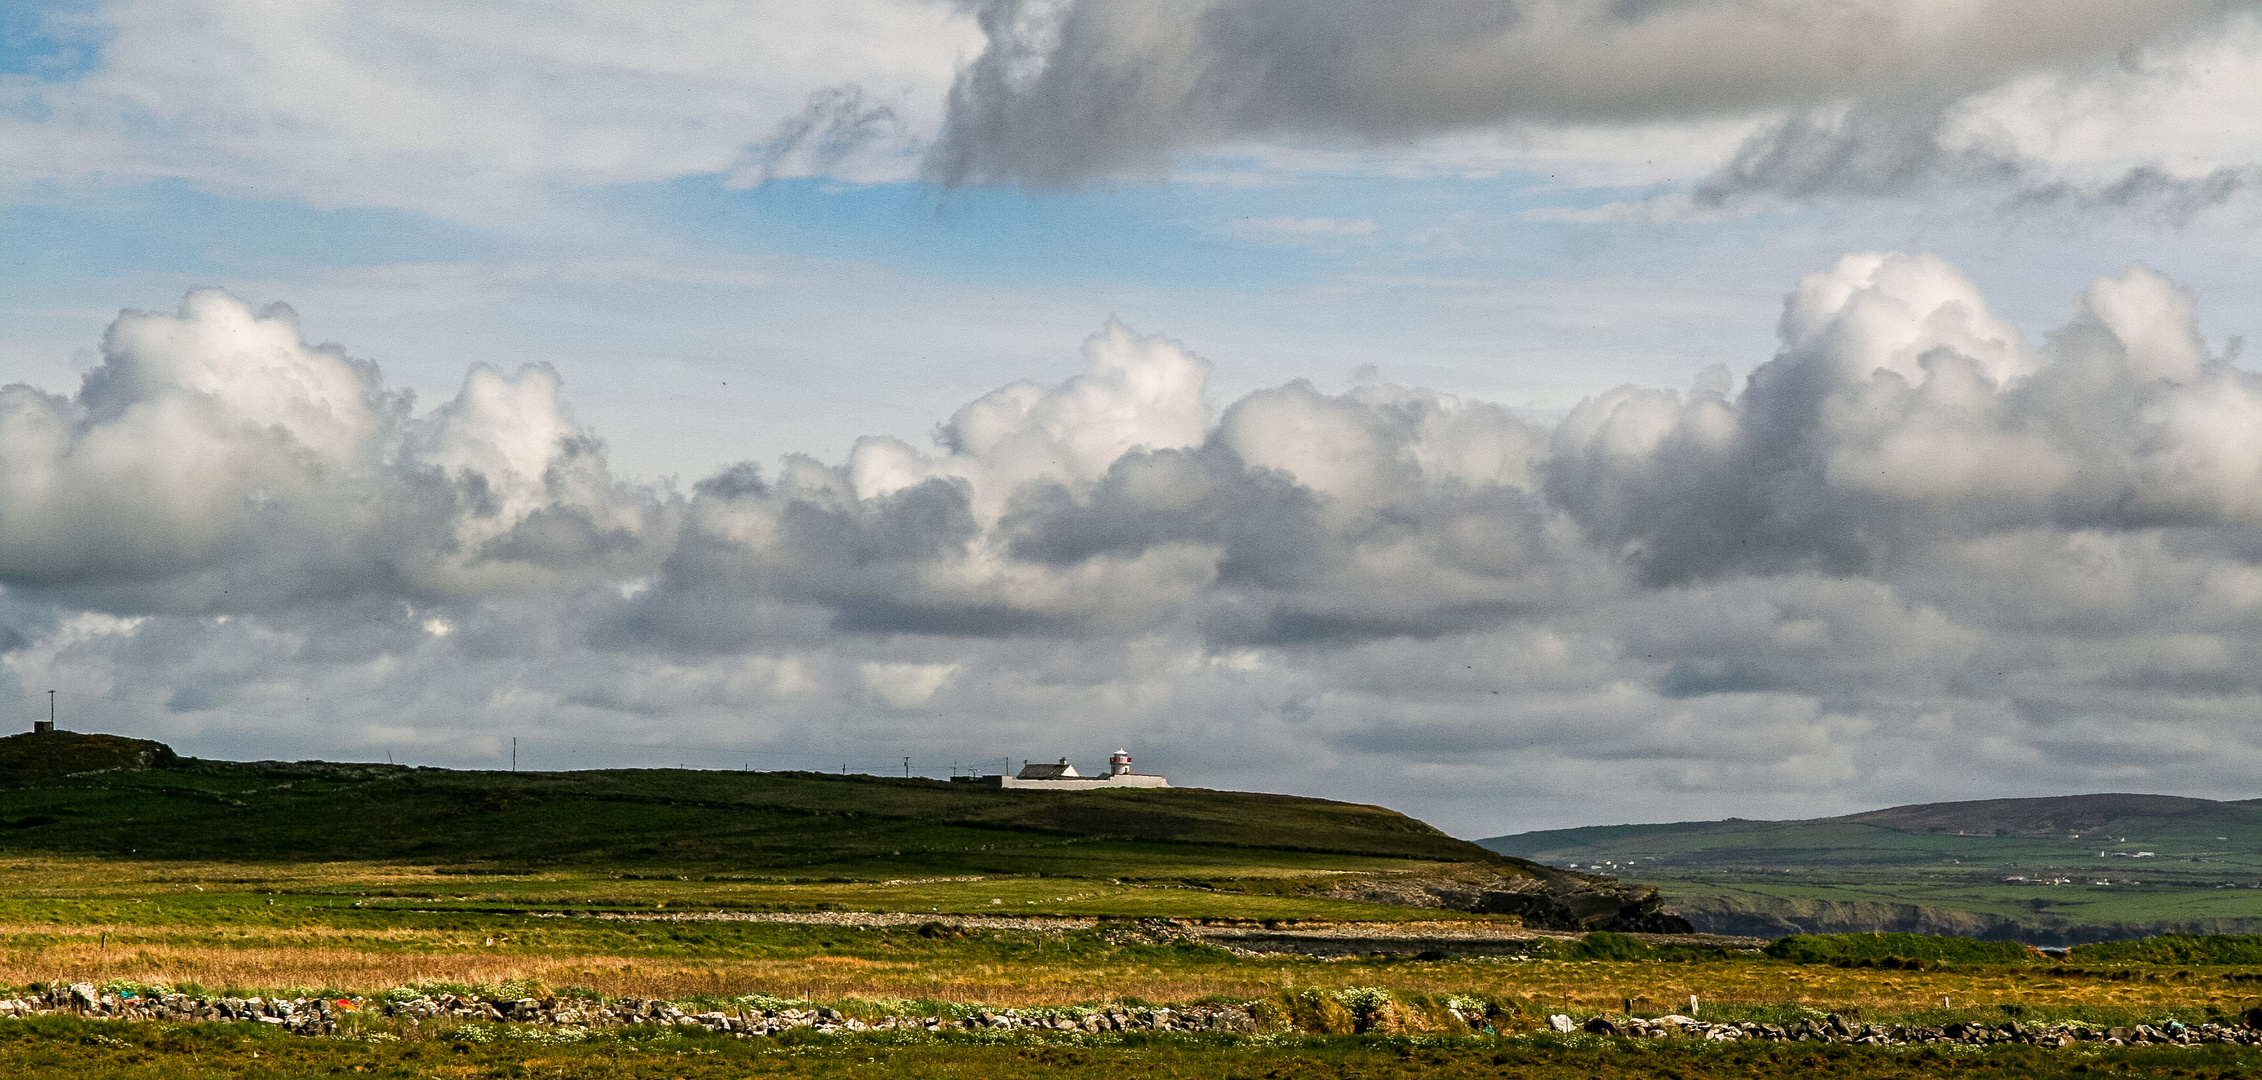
5,2,2262,836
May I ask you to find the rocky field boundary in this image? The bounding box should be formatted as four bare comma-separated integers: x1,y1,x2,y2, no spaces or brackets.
1556,1011,2262,1048
9,980,2259,1050
0,982,1262,1038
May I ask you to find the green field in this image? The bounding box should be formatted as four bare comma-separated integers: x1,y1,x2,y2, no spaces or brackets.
1481,794,2262,942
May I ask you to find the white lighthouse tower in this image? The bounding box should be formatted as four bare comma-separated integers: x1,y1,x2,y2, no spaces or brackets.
1108,748,1134,776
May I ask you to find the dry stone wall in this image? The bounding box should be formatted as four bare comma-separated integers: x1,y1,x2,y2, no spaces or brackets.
1560,1011,2262,1047
10,982,2262,1048
0,983,1260,1038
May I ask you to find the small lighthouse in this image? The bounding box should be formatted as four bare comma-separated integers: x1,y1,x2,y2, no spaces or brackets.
958,748,1167,789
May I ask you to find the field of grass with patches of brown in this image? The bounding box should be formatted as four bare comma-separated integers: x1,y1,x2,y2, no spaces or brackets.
0,855,1493,921
0,877,2259,1019
5,864,2262,1075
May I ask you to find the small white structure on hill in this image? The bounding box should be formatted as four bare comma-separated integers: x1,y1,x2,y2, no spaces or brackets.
955,749,1168,790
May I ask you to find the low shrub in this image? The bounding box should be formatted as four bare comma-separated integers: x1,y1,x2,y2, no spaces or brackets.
1764,933,2036,966
1540,931,1653,961
2070,934,2262,966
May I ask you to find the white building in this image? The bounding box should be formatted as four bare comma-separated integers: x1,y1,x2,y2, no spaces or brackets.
954,749,1169,790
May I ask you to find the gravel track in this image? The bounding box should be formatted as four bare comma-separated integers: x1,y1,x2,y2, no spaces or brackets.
529,909,1768,953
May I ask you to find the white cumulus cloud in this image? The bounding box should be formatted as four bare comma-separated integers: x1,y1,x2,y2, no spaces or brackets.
14,256,2262,833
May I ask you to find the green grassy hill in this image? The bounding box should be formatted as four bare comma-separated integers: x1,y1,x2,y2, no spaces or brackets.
0,732,1687,929
9,758,1485,870
1480,794,2262,944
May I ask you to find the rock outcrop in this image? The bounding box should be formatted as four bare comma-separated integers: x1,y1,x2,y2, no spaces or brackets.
1317,865,1693,932
0,732,177,786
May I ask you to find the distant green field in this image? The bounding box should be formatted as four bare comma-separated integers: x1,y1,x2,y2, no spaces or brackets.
1480,794,2262,943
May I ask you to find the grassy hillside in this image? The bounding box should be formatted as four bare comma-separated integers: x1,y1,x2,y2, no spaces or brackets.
1480,793,2262,943
0,750,1492,872
0,731,1671,926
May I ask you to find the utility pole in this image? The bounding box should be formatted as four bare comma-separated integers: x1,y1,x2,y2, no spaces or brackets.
904,756,911,778
511,737,517,772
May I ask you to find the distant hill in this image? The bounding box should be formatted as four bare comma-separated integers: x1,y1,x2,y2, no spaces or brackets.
1480,793,2262,945
0,736,1679,931
1840,794,2235,838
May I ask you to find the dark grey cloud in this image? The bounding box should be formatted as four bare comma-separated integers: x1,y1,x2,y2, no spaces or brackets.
639,467,1030,643
1691,98,2262,218
1691,98,2025,207
2018,164,2262,222
930,0,2245,186
733,85,908,187
1002,446,1327,588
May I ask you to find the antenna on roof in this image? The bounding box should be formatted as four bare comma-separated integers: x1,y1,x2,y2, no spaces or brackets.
37,690,54,735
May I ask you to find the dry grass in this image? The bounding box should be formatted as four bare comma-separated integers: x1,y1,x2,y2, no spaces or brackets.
0,856,1471,923
0,856,2253,1013
1457,959,2262,1017
3,925,2259,1012
0,941,1284,1003
0,858,443,894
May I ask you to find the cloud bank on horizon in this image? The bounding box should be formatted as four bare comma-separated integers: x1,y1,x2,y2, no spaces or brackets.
9,254,2262,833
10,0,2262,835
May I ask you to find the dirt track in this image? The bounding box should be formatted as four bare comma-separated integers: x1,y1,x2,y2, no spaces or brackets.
540,909,1768,956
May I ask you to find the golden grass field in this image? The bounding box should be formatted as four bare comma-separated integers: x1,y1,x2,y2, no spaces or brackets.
9,936,2251,1014
0,856,2258,1078
0,855,2252,1023
0,855,1479,920
12,938,2260,1012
